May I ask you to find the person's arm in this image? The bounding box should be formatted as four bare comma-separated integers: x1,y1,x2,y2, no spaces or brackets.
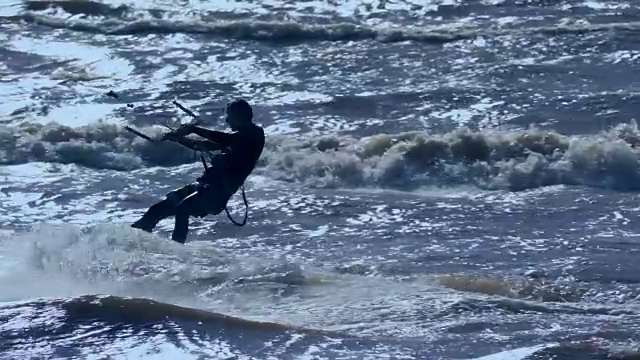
174,137,226,152
192,126,236,147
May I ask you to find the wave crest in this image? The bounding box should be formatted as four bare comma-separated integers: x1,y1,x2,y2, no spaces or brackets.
4,120,640,192
10,0,640,44
264,121,640,191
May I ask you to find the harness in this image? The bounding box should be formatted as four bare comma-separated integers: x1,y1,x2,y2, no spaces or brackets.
198,149,249,227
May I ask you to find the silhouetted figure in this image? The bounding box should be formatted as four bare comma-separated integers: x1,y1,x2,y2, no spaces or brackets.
131,99,265,243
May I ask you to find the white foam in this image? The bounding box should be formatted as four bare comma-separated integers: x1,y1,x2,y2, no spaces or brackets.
430,98,510,128
580,0,630,10
0,163,75,184
0,78,61,117
7,35,134,80
261,91,333,106
0,192,43,207
190,55,299,85
305,224,329,238
163,33,203,51
0,191,59,224
468,343,558,360
42,102,124,127
263,122,300,135
1,34,139,126
0,247,18,277
98,0,264,12
431,108,476,126
83,338,231,360
603,50,640,64
88,0,435,16
0,0,21,17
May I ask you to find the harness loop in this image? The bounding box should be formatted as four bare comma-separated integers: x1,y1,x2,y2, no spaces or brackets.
198,149,249,227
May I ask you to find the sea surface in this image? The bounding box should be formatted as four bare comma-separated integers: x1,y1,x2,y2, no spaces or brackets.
1,0,640,359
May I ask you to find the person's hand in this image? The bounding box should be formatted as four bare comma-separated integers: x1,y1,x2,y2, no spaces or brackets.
161,123,196,141
160,131,180,142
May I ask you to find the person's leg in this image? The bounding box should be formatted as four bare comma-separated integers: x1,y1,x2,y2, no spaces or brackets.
170,184,229,244
131,184,197,233
171,191,208,244
131,199,175,232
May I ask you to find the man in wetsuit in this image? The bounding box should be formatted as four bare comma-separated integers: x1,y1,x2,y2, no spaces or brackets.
131,98,265,244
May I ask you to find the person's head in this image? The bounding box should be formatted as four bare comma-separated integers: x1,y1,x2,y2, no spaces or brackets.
225,98,253,130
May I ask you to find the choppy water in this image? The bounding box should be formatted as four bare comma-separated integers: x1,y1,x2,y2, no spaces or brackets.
1,0,640,359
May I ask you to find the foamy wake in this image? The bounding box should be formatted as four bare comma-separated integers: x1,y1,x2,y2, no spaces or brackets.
3,120,640,192
0,223,312,302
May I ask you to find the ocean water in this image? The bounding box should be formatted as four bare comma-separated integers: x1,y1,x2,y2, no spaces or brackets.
1,0,640,359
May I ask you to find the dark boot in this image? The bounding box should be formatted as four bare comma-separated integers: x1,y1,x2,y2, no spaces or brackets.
131,200,175,233
171,216,189,244
171,206,190,244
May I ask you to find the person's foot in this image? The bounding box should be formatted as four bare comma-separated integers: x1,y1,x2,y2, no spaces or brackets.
171,228,187,244
171,233,187,244
131,219,153,233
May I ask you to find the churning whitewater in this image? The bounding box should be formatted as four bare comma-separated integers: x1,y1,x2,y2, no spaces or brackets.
1,0,640,359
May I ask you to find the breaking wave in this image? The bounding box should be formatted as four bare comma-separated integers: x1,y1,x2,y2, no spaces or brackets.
0,294,363,360
1,224,638,359
0,223,416,358
4,0,640,44
7,294,634,360
4,120,640,192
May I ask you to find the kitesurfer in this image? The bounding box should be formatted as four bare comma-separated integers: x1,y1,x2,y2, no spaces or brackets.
131,98,265,244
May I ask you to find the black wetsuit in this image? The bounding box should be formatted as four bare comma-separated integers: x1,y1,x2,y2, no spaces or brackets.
193,124,265,192
131,123,265,243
